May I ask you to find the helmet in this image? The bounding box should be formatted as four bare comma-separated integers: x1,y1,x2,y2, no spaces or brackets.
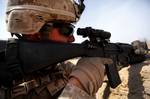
6,0,85,34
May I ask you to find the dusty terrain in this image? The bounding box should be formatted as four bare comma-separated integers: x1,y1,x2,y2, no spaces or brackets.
97,60,150,99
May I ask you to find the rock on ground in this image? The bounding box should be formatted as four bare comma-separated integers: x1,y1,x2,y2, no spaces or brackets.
96,60,150,99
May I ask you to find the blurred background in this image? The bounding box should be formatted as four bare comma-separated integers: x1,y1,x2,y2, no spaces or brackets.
0,0,150,43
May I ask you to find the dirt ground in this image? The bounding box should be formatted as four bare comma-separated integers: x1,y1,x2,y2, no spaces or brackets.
97,60,150,99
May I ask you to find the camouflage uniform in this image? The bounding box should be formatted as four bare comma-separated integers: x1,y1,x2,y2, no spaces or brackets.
5,61,74,99
1,57,108,99
1,59,104,99
59,83,96,99
58,57,112,99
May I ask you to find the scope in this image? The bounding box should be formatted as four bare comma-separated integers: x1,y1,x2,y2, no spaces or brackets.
77,27,111,40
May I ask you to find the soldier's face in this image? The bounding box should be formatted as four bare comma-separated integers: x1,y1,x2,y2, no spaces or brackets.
48,28,75,43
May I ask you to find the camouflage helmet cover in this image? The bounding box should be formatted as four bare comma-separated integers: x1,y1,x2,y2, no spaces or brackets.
6,0,80,34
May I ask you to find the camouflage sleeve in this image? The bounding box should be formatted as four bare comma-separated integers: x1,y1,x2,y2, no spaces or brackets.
58,83,96,99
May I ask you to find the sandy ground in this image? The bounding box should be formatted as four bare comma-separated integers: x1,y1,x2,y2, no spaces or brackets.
96,59,150,99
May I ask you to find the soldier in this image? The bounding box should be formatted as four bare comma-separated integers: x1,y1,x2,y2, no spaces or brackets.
1,0,112,99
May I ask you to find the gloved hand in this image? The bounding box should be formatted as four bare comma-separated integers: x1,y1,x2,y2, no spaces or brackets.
70,57,112,96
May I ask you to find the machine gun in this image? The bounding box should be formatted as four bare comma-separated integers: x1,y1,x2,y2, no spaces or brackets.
0,27,149,88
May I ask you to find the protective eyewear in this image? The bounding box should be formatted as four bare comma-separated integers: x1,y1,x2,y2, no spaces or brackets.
53,22,74,36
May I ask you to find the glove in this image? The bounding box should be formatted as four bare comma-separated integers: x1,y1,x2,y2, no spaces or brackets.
70,57,112,96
